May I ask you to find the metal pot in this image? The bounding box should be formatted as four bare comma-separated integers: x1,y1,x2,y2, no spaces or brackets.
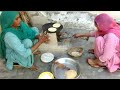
51,58,81,79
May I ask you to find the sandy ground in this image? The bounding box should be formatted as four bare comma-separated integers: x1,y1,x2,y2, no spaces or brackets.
0,28,120,79
1,11,120,79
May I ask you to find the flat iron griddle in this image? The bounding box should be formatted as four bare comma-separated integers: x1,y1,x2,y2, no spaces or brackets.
42,23,63,33
42,23,63,41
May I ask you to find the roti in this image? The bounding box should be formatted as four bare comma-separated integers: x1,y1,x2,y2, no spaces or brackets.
48,27,57,32
65,70,77,79
53,23,61,28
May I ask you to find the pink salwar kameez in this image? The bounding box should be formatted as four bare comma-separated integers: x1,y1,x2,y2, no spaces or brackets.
89,13,120,72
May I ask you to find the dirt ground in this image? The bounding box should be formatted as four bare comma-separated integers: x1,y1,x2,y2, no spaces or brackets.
0,28,120,79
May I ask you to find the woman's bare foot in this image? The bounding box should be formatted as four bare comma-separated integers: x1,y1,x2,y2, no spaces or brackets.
29,65,38,71
87,58,105,68
14,65,24,69
33,51,41,55
88,49,94,54
87,58,100,68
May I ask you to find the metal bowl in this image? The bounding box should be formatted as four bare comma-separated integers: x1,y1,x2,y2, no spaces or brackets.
67,47,84,57
51,58,81,79
41,53,54,63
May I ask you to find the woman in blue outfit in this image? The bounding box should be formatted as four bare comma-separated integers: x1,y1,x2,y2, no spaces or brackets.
0,11,49,71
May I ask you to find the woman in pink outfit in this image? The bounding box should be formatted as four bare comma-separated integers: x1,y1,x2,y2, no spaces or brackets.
73,13,120,72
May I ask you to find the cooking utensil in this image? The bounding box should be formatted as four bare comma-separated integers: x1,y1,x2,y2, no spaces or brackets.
80,37,89,41
67,47,84,57
42,23,63,41
38,72,54,79
51,58,81,79
42,23,63,33
54,61,70,70
40,53,54,63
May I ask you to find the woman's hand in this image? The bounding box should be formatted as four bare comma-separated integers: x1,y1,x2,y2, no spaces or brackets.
31,34,49,53
73,33,91,38
35,35,40,39
38,34,49,43
19,11,29,24
73,34,83,38
19,11,26,15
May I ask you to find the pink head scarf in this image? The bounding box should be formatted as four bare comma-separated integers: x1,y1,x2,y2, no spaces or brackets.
94,13,120,38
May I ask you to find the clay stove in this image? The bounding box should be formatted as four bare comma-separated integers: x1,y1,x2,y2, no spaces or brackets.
38,23,68,52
